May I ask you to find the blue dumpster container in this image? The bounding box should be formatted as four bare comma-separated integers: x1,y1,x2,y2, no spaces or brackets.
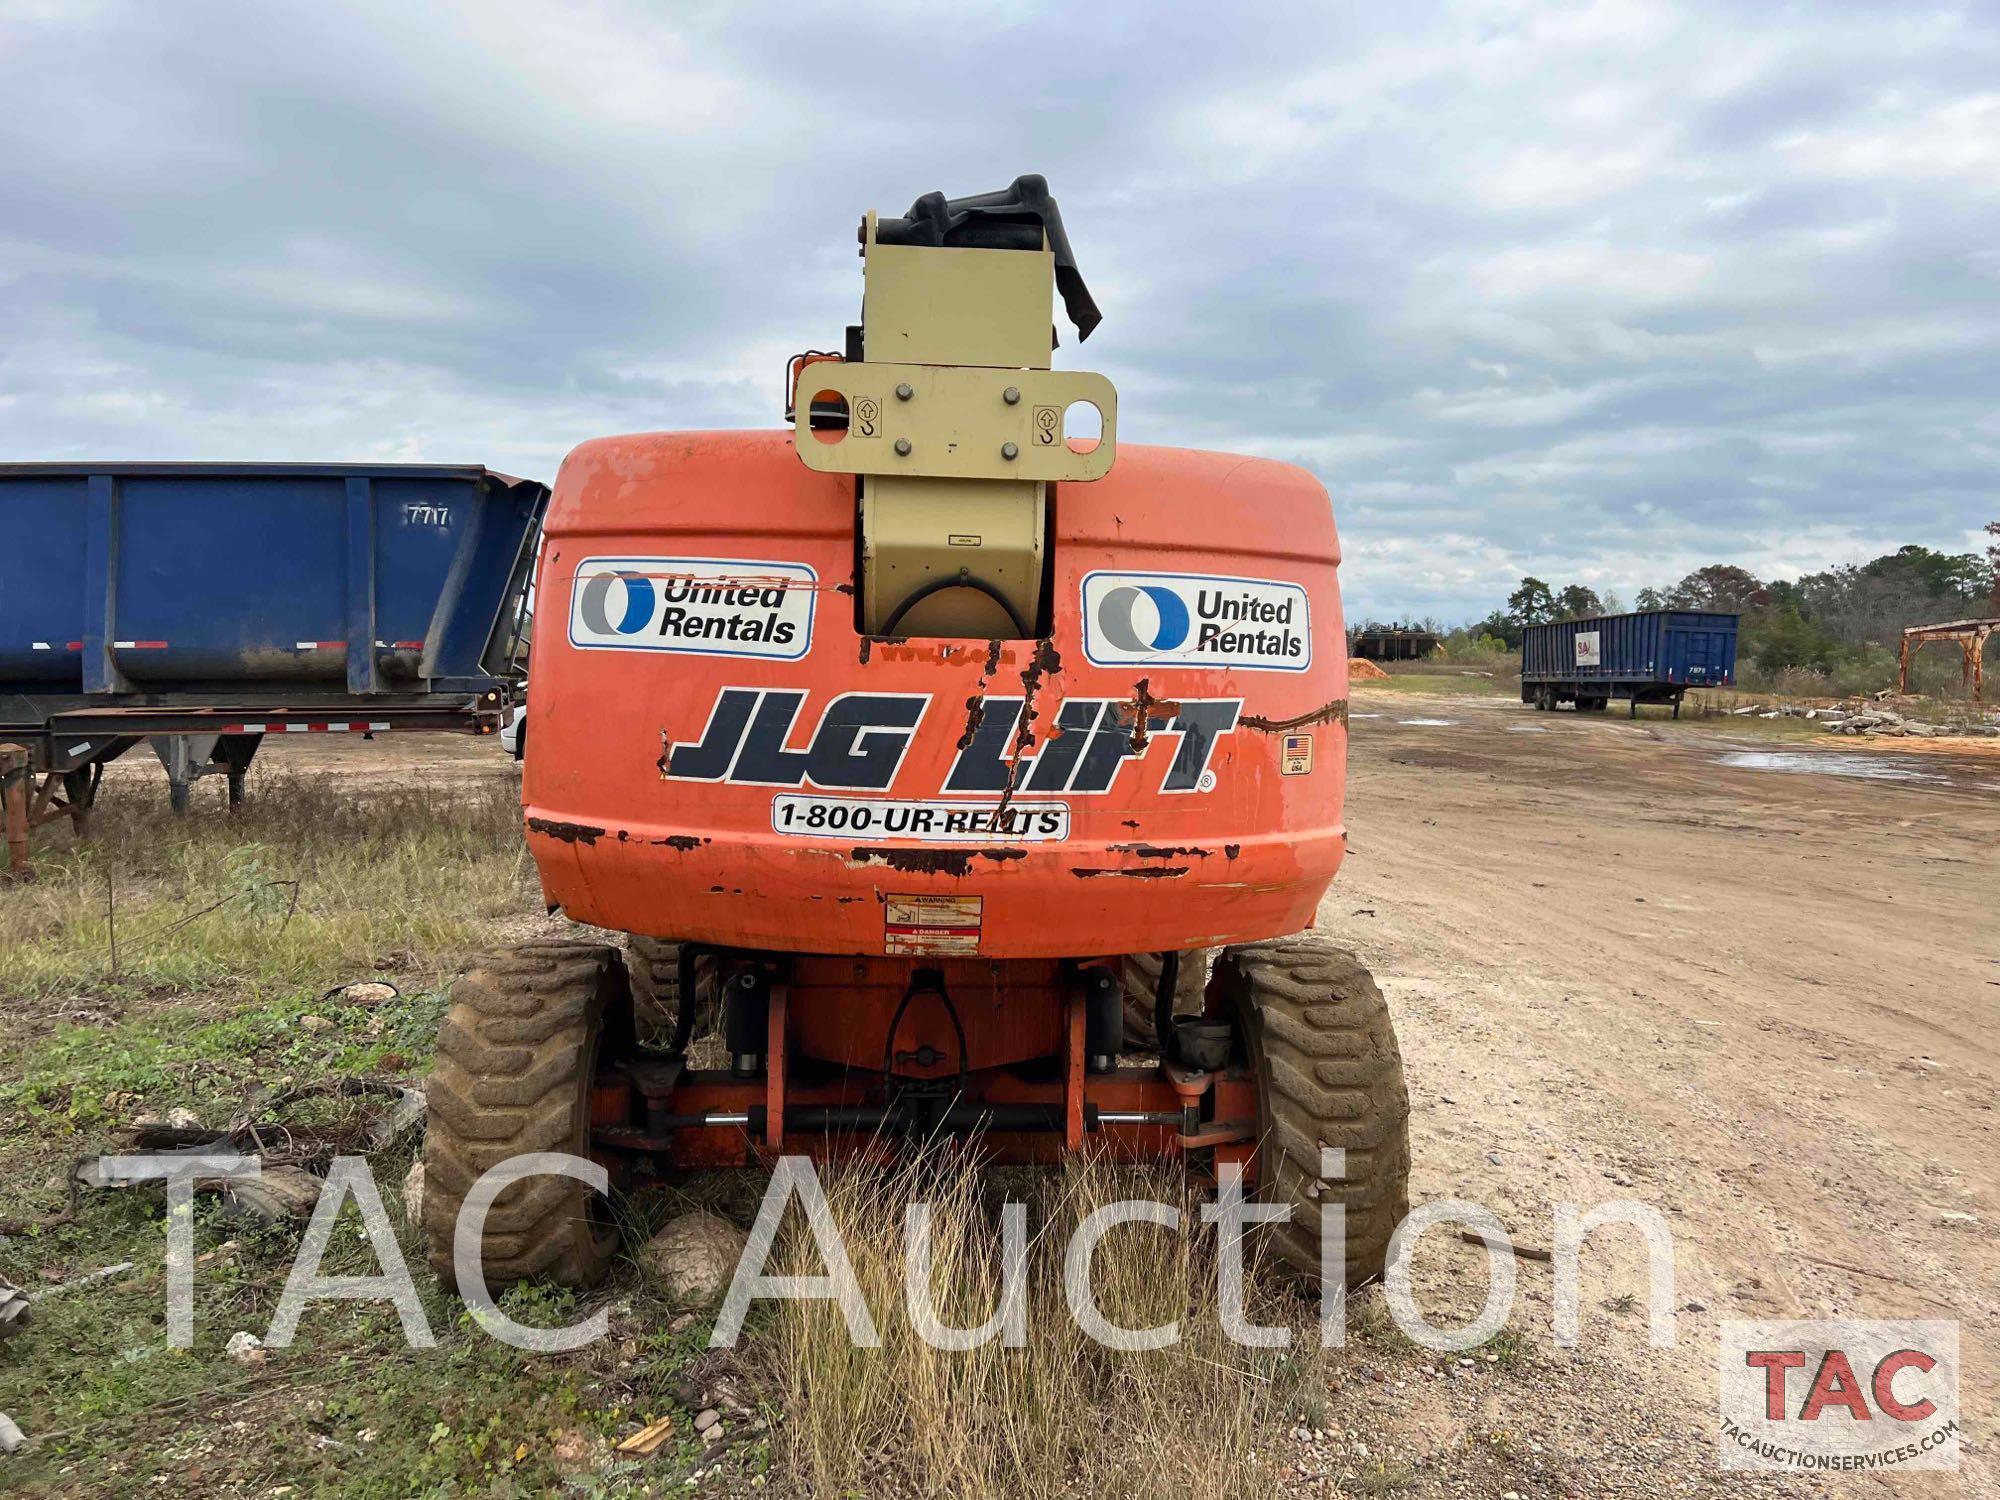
1520,610,1737,717
0,463,544,698
0,462,546,815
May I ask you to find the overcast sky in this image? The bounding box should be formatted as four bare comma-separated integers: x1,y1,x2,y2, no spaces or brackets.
2,1,1994,623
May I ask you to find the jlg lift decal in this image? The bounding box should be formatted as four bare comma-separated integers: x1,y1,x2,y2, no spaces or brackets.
661,689,1240,802
1080,570,1311,672
568,557,816,661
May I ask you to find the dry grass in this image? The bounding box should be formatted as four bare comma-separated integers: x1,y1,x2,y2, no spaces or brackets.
0,769,526,1000
758,1148,1328,1500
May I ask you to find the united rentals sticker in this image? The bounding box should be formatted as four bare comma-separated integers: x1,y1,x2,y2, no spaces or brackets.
1080,570,1311,672
568,557,815,660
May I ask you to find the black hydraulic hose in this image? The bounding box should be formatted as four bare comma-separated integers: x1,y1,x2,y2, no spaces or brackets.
881,968,971,1094
1153,950,1182,1064
879,573,1031,639
670,944,701,1057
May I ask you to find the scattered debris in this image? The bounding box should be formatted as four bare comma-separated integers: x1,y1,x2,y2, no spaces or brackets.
32,1261,135,1298
0,1279,28,1341
640,1211,749,1306
122,1079,424,1169
0,1411,24,1455
1457,1228,1553,1263
319,980,399,1007
298,1014,335,1033
223,1166,324,1227
224,1330,267,1365
614,1414,678,1457
1718,697,1998,738
50,1080,432,1231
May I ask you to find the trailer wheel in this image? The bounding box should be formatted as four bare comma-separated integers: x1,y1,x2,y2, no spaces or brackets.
1215,935,1410,1285
626,937,719,1045
1119,949,1210,1050
422,940,632,1293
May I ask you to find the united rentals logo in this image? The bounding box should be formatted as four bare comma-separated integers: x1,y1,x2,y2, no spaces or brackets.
661,688,1239,798
568,557,816,660
1092,583,1191,654
1080,570,1310,672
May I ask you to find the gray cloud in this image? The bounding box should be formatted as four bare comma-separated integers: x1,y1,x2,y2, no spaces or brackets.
2,0,1994,623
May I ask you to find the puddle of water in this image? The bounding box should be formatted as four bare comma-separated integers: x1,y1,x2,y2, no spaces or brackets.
1507,726,1551,733
1350,712,1384,719
1719,751,1950,784
1398,718,1458,727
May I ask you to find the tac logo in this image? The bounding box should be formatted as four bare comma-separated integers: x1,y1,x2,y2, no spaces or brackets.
1079,570,1311,673
567,557,815,661
1718,1320,1960,1472
1093,584,1190,654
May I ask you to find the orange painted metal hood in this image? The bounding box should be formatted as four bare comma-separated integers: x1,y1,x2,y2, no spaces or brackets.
524,431,1349,958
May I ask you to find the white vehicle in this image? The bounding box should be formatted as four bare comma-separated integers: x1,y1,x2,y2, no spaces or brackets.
500,701,526,760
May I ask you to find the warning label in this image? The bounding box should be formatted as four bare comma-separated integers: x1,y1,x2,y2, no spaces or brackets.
1281,733,1314,775
885,894,984,956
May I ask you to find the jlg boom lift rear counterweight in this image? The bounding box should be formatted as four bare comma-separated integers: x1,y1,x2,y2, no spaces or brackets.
422,176,1411,1290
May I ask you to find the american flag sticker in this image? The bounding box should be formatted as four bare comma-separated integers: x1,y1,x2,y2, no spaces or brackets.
1281,732,1314,776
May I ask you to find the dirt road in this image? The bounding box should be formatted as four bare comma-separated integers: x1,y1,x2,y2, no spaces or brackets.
1315,686,1996,1493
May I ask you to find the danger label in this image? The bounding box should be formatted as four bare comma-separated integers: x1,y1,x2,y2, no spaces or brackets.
885,895,983,956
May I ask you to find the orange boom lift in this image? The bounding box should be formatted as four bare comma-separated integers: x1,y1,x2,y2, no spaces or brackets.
422,178,1410,1290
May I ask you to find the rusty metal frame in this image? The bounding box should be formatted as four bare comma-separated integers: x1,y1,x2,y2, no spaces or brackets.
1899,617,1998,703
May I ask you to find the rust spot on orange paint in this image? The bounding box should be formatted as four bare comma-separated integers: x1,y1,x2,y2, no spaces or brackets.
1242,699,1348,733
1107,843,1211,859
527,817,605,845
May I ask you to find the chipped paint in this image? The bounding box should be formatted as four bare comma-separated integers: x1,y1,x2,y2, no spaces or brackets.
993,638,1063,817
1241,698,1348,733
849,847,974,876
1107,843,1212,860
847,846,1029,876
1108,677,1182,752
527,816,606,845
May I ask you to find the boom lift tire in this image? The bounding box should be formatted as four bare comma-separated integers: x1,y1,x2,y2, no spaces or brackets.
1118,949,1210,1050
422,940,631,1293
1215,935,1410,1285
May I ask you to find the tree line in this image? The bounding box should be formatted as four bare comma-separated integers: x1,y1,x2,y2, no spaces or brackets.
1419,529,1998,693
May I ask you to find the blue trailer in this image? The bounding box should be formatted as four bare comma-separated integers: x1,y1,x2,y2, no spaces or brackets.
1519,609,1738,718
0,462,546,822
